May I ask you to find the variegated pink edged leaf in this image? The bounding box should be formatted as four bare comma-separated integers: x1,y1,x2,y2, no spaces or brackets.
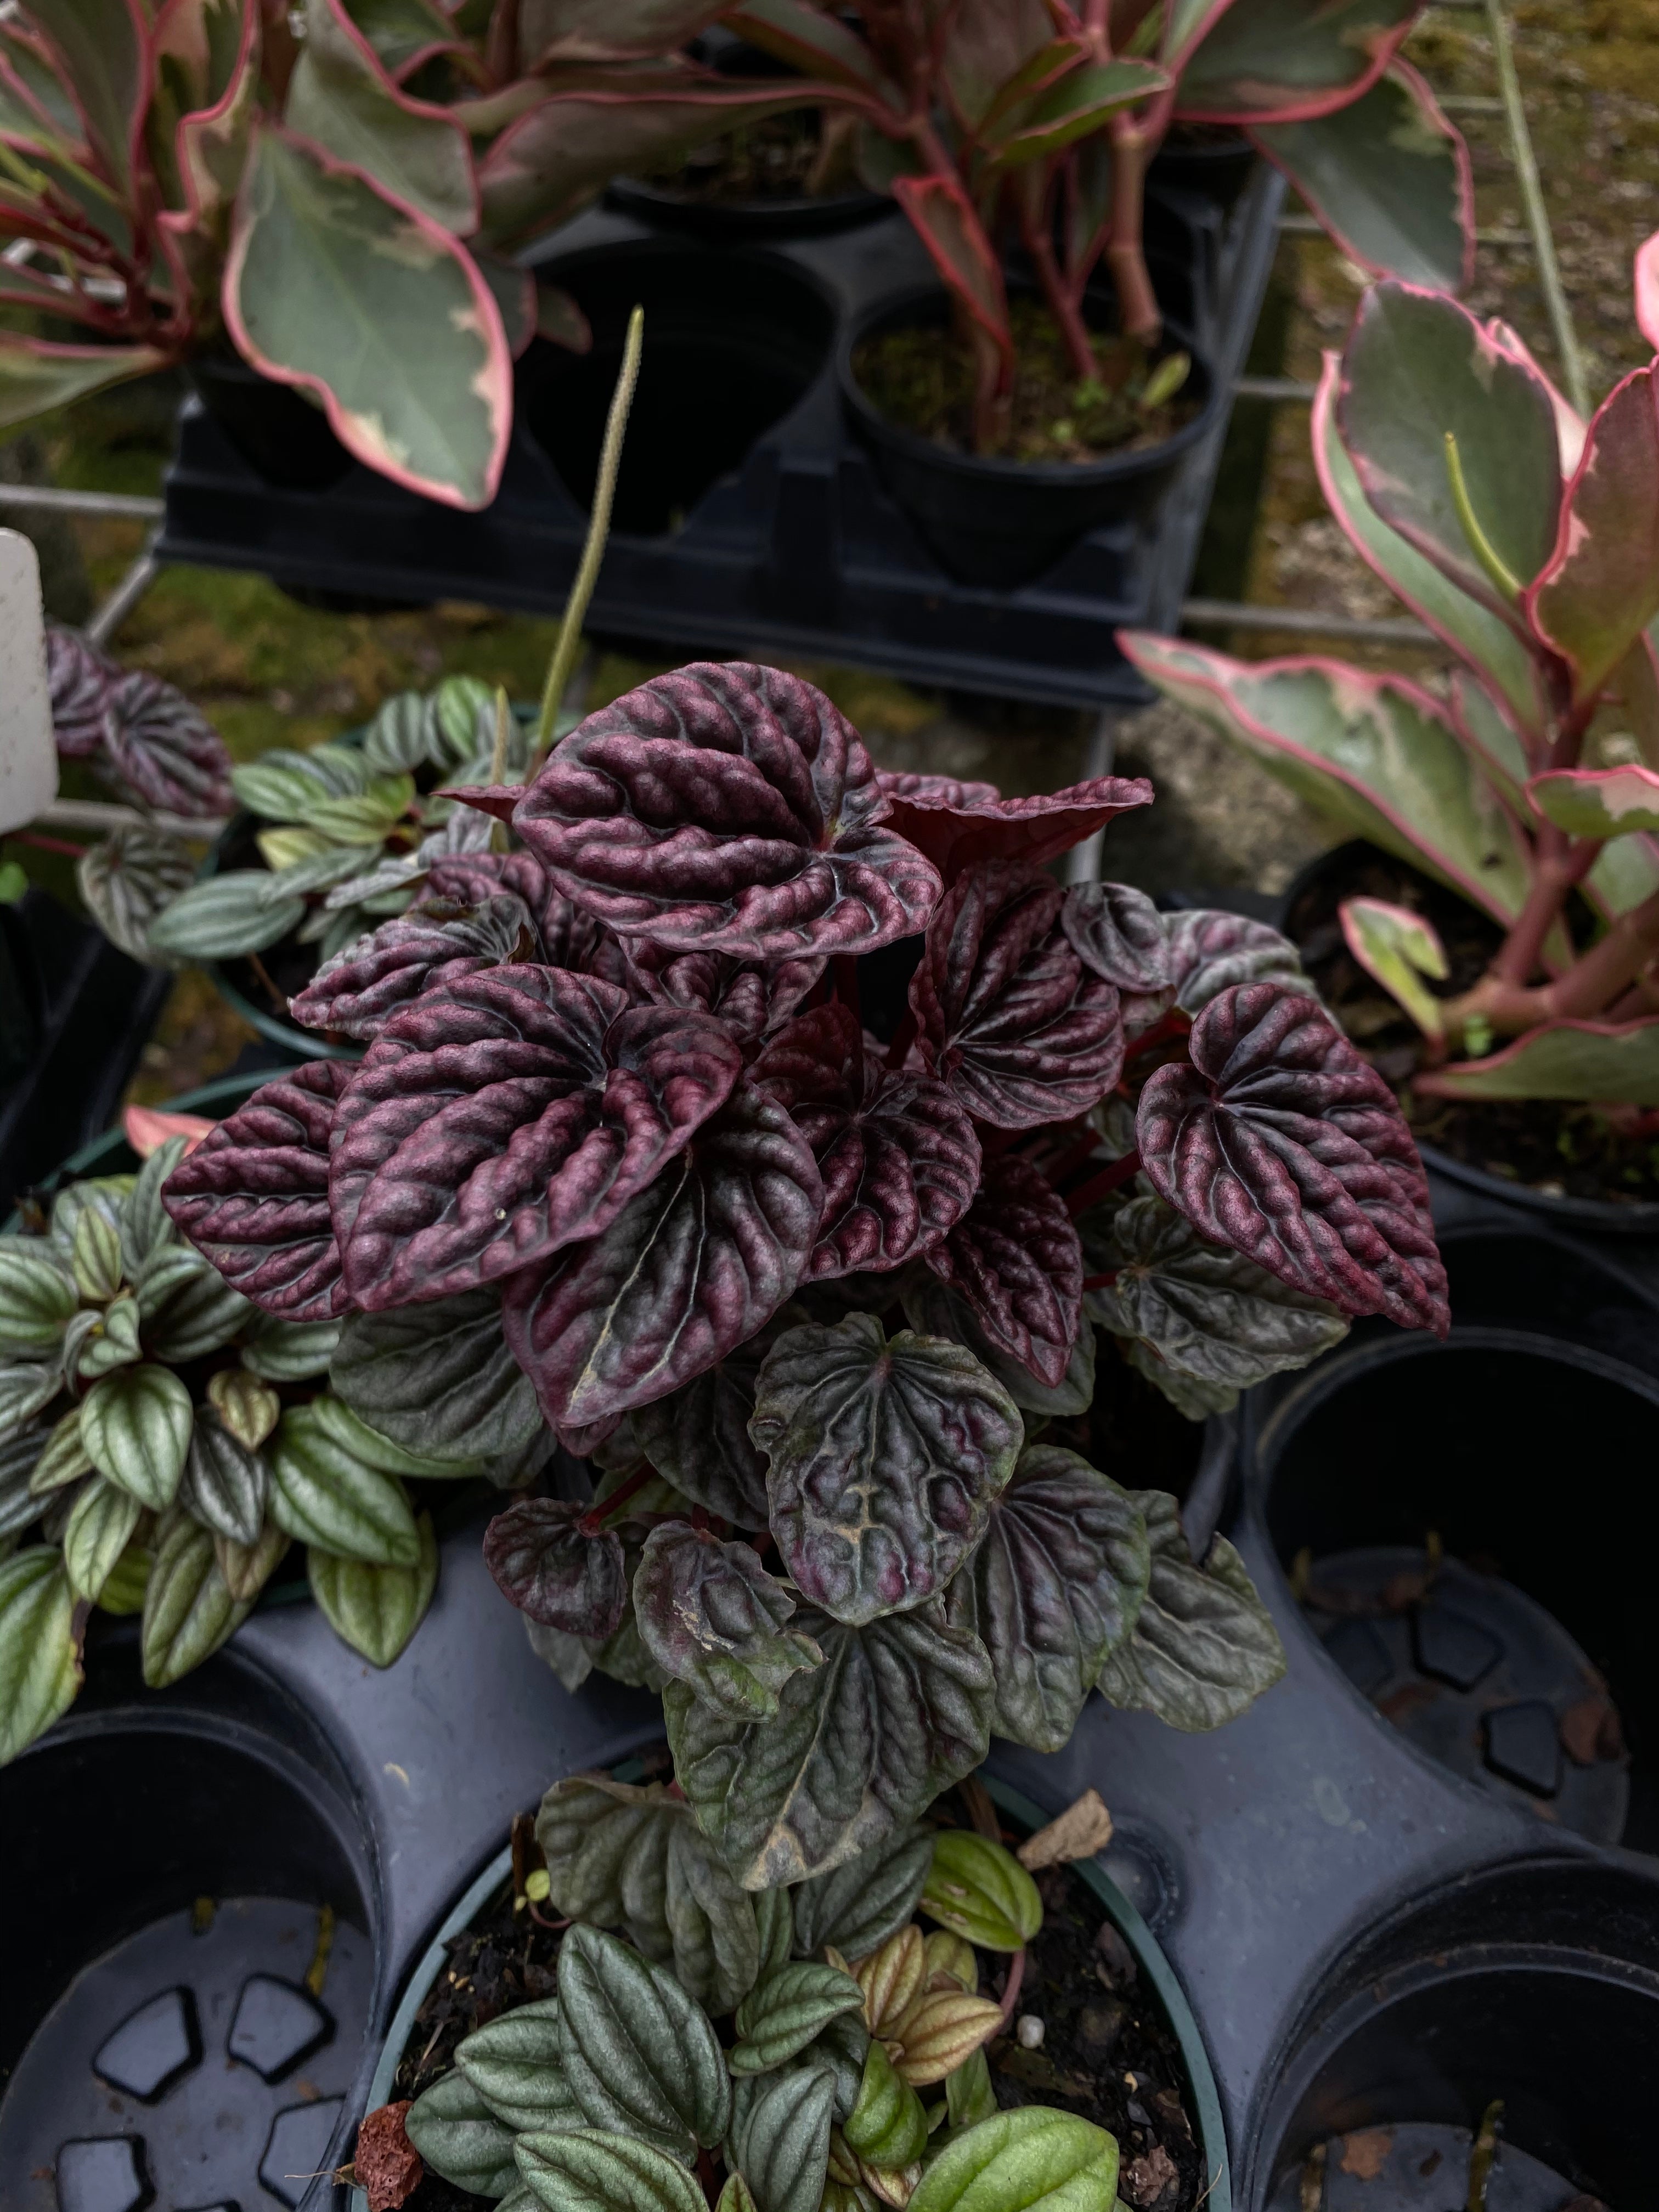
1249,60,1473,294
124,1104,213,1160
877,773,1154,879
1336,281,1561,629
500,1080,824,1430
751,1312,1023,1627
911,861,1125,1130
328,964,743,1308
288,893,539,1040
1115,636,1535,929
889,172,1011,363
162,1060,354,1321
1413,1016,1659,1105
1638,228,1659,352
1172,0,1421,125
483,1496,627,1637
633,1520,822,1721
1311,349,1553,745
1164,908,1309,1012
1526,366,1659,713
1527,764,1659,840
751,1002,981,1279
621,941,824,1045
923,1153,1082,1390
1136,981,1448,1334
514,0,728,67
511,663,941,960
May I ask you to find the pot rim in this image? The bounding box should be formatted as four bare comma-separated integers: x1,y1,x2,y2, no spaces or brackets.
836,281,1221,489
347,1769,1233,2212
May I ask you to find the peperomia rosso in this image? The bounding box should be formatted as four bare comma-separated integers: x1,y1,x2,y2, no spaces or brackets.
1122,232,1659,1122
373,1782,1141,2212
150,654,1447,1873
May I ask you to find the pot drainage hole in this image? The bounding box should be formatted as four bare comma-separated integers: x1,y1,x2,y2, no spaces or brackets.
0,1897,372,2212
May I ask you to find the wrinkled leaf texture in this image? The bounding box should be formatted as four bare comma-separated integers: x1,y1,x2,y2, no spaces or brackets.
923,1154,1082,1390
287,892,538,1039
634,1521,821,1720
484,1497,627,1637
876,770,1152,877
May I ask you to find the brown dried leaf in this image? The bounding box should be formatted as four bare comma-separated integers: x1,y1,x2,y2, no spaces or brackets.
1121,2145,1180,2209
1015,1788,1114,1870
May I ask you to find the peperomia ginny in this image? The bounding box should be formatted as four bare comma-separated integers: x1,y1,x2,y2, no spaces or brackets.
162,659,1448,1883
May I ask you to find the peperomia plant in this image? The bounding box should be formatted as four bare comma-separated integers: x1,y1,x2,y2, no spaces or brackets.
722,0,1473,447
145,673,532,974
1123,241,1659,1111
0,1113,535,1763
153,657,1447,1882
1,0,825,503
380,1779,1136,2212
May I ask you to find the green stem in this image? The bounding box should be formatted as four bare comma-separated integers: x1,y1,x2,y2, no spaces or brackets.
534,303,644,759
1444,430,1522,603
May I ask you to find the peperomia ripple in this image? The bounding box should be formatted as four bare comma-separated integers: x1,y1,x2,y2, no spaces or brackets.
148,656,1448,1867
1123,239,1659,1121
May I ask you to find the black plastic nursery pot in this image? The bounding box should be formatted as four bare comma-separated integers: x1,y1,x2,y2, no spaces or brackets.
157,162,1284,710
188,354,356,493
345,1773,1233,2212
0,889,171,1222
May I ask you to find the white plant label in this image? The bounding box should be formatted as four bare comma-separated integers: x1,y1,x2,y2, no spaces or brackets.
0,527,59,836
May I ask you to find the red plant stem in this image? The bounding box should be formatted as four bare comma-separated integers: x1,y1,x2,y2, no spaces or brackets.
1021,191,1097,380
885,1007,920,1070
1044,1128,1109,1188
997,1948,1027,2027
696,2148,720,2208
1488,823,1598,987
12,831,86,858
1066,1148,1142,1215
1080,1269,1119,1292
1545,881,1659,1019
579,1462,656,1533
1125,1007,1193,1060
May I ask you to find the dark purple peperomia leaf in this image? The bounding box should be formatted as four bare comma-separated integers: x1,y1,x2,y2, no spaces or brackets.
877,770,999,807
633,1520,822,1720
1060,881,1176,1037
1163,908,1308,1013
629,1307,805,1528
622,940,825,1043
877,773,1153,879
911,862,1125,1130
287,894,538,1040
328,964,742,1308
424,847,629,981
751,1003,981,1279
750,1312,1022,1626
162,1060,354,1321
943,1444,1150,1753
100,667,235,820
501,1080,825,1429
1136,981,1449,1334
482,1496,627,1637
509,662,941,958
923,1153,1083,1389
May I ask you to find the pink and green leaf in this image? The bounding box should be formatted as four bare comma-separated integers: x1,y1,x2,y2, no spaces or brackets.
513,0,727,69
939,0,1056,128
341,0,462,82
1250,61,1472,293
1115,635,1535,927
1415,1017,1659,1106
889,173,1011,362
21,0,146,192
983,59,1168,168
0,335,170,433
1638,226,1659,353
721,0,895,99
1339,897,1448,1042
225,125,512,508
1526,365,1659,715
1527,763,1659,841
1336,281,1563,628
1172,0,1419,123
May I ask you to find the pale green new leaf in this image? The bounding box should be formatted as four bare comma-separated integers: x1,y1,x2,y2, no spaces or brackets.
268,1403,420,1564
81,1363,193,1511
71,1200,124,1302
906,2107,1118,2212
918,1833,1041,1953
1338,897,1448,1043
0,1549,81,1763
76,1294,144,1379
308,1506,437,1663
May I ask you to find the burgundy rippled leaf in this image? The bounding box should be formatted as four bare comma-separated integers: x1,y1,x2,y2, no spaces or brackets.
623,941,825,1043
510,662,941,957
424,847,629,981
288,894,538,1040
100,667,235,820
911,862,1125,1129
877,772,1153,878
501,1081,825,1429
752,1002,980,1279
483,1497,627,1638
46,624,117,758
162,1060,353,1321
923,1153,1083,1389
329,964,742,1308
1136,981,1448,1334
634,1521,822,1720
751,1312,1022,1626
944,1446,1150,1753
1164,909,1308,1013
1060,881,1175,1034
